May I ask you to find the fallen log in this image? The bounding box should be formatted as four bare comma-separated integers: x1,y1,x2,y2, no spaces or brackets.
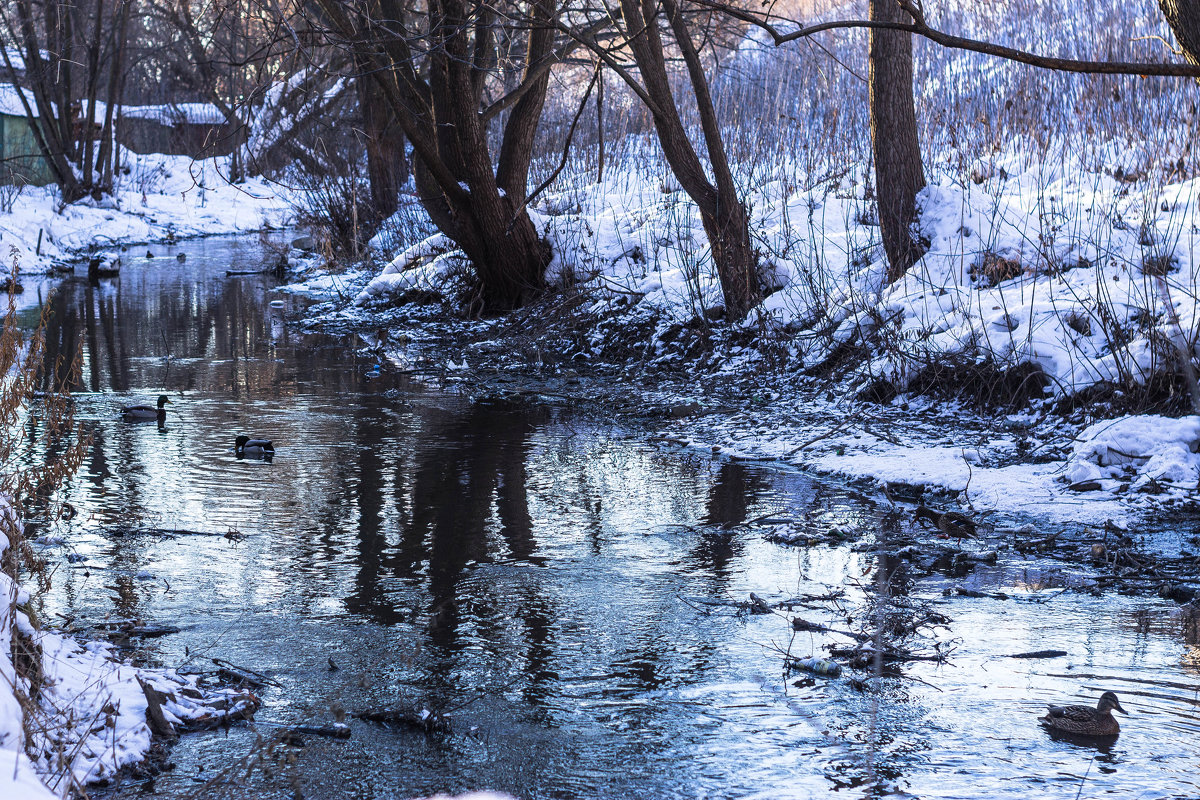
353,707,451,734
288,724,351,739
212,658,281,689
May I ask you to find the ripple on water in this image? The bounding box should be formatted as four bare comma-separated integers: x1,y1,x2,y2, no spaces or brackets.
20,236,1200,800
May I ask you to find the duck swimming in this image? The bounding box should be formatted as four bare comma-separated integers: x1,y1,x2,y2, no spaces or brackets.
121,395,170,422
1039,691,1128,737
235,435,274,458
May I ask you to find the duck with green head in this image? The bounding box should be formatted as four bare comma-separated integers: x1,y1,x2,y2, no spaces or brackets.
235,435,274,459
1039,691,1128,737
121,395,170,423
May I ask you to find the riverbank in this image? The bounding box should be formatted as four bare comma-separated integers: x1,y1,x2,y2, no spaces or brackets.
0,507,260,798
2,152,289,275
282,237,1200,536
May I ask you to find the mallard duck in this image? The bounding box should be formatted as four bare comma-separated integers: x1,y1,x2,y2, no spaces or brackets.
1039,691,1128,736
914,506,977,540
235,435,274,458
121,395,170,422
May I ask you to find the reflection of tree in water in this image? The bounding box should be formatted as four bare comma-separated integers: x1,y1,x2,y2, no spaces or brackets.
703,462,766,528
679,462,767,581
342,404,552,682
38,252,363,398
1180,605,1200,671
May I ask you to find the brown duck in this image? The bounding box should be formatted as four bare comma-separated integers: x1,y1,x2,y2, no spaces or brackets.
913,506,976,540
1039,691,1128,736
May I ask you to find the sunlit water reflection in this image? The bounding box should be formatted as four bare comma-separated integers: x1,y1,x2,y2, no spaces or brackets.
17,238,1200,799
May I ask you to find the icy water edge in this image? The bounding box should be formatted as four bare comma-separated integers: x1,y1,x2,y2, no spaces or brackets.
14,236,1200,800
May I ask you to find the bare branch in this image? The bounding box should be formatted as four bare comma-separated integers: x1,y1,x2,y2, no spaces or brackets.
685,0,1200,78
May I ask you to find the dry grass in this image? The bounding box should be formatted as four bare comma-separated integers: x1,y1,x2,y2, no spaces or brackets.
0,252,88,788
0,254,87,583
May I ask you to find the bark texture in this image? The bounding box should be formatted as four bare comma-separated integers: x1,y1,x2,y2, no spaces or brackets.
869,0,926,283
1160,0,1200,67
355,67,409,222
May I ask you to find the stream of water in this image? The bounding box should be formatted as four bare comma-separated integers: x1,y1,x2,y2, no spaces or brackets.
17,237,1200,799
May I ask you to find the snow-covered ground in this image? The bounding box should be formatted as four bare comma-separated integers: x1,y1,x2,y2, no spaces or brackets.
0,151,289,276
341,143,1200,530
1,506,259,798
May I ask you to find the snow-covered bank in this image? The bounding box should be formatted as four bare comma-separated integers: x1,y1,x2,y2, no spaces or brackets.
0,152,289,275
319,150,1200,530
1,507,259,798
665,397,1199,528
359,149,1200,404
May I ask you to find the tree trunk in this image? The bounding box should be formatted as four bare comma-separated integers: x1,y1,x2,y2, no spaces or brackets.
870,0,926,283
6,0,85,200
454,198,547,313
97,0,132,190
615,0,761,320
700,195,757,320
356,68,408,221
1160,1,1200,67
412,158,546,314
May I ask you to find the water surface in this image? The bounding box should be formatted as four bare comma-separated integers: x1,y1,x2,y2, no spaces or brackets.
20,238,1200,799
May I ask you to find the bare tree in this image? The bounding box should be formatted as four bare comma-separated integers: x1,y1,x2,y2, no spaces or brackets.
698,0,1200,78
148,0,292,182
301,0,576,312
570,0,761,320
691,0,1200,290
0,0,134,200
869,0,925,283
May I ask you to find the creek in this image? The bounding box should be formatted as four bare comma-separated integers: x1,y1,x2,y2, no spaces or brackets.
17,236,1200,799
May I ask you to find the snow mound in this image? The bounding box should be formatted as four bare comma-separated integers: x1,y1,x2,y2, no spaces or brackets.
1065,415,1200,489
355,234,459,304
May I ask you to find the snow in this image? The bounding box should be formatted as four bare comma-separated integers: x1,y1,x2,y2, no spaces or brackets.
0,83,50,116
0,3,1197,791
1,499,259,797
0,151,288,274
120,103,227,125
354,234,459,303
1066,414,1200,490
359,150,1200,409
279,269,366,300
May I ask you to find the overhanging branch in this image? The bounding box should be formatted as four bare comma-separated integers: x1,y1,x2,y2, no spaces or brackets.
686,0,1200,78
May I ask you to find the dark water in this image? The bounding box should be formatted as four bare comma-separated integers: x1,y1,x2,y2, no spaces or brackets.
19,238,1200,800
